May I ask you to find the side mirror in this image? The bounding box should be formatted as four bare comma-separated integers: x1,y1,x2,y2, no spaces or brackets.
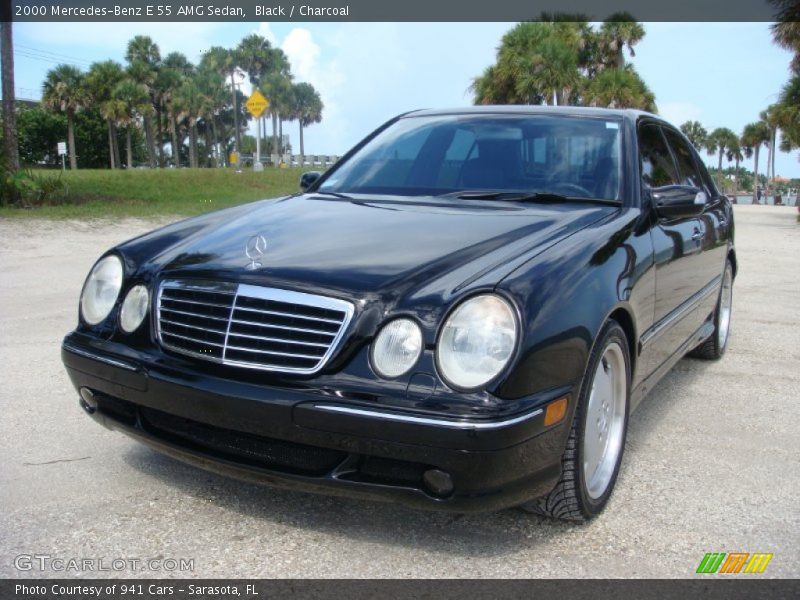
300,171,322,192
652,185,706,219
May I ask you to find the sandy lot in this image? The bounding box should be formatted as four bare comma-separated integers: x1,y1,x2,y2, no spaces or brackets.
0,204,797,578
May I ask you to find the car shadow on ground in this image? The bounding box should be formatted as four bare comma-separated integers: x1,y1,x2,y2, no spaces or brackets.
121,355,715,557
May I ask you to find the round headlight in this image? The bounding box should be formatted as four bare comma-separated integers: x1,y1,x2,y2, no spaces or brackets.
120,285,149,333
437,294,517,390
371,318,423,379
80,255,123,325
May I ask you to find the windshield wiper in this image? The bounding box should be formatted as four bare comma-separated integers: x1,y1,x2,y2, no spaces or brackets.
310,190,353,199
448,190,622,206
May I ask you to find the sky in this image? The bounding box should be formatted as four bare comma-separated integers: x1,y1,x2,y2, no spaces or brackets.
12,21,800,177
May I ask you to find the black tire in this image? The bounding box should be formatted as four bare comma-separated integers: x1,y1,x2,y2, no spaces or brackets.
521,320,631,522
688,260,734,360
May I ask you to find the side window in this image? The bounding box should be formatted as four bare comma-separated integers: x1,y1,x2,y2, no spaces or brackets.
663,129,703,188
638,124,679,188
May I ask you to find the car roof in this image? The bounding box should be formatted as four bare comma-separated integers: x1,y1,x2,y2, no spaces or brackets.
404,105,657,123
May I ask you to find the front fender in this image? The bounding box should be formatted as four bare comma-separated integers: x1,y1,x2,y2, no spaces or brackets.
494,208,654,400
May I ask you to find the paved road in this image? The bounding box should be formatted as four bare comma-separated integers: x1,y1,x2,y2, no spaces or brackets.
0,205,797,578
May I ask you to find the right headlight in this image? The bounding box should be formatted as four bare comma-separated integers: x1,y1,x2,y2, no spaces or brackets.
436,294,518,391
371,318,423,379
80,255,123,325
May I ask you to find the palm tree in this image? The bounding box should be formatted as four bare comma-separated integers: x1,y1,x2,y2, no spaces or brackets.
769,0,800,71
680,121,708,150
86,60,125,169
202,46,243,154
291,82,323,165
777,76,800,152
236,34,275,86
125,35,161,167
598,13,645,70
261,72,293,158
112,79,150,168
1,18,19,177
741,121,770,204
725,139,748,195
583,67,656,110
173,77,203,168
196,67,228,166
160,52,193,166
42,64,85,169
761,106,783,198
705,128,738,190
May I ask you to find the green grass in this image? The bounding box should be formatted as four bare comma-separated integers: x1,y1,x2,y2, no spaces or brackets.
0,167,312,219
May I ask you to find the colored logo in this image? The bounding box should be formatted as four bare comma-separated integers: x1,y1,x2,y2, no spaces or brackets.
696,552,773,574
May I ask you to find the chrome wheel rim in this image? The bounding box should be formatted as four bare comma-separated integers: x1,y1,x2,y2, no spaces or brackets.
718,265,733,349
583,341,627,500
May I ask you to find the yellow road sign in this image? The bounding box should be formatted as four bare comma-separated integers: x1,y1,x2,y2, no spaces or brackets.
245,90,269,118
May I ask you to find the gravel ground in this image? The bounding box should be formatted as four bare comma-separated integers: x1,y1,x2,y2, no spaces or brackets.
0,205,797,579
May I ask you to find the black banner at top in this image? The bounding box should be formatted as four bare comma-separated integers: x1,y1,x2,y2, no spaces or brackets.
8,0,779,22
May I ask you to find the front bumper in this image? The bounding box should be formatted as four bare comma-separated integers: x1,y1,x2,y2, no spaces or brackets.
62,333,572,512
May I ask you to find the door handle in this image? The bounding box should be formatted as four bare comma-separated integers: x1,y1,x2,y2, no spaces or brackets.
692,229,704,241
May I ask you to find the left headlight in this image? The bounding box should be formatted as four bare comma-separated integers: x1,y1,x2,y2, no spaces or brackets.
80,255,123,325
119,285,150,333
436,294,518,391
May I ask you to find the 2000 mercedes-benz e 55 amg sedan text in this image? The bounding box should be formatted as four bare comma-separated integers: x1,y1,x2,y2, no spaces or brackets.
62,107,735,521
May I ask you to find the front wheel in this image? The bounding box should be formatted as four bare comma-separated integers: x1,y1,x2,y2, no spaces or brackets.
689,259,734,360
521,320,631,521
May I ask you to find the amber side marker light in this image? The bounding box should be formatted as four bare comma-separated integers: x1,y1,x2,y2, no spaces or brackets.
544,397,568,426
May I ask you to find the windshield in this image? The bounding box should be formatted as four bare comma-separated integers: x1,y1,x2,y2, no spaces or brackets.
319,114,622,200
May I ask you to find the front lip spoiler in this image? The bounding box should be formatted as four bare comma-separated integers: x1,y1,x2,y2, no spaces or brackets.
312,404,543,430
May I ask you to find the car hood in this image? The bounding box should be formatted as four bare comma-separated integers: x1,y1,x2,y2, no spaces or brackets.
125,194,614,304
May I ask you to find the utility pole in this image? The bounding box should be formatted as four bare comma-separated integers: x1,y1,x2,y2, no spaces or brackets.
1,2,20,176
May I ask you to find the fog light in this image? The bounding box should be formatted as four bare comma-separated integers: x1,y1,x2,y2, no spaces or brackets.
423,469,453,497
544,396,568,427
79,387,97,413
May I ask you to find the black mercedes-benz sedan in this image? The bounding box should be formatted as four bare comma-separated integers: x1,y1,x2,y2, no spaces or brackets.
62,107,735,521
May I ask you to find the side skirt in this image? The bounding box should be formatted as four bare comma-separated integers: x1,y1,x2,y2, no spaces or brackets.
630,318,715,413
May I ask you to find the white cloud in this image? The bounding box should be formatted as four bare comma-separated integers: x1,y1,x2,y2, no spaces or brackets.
281,28,320,83
255,22,277,45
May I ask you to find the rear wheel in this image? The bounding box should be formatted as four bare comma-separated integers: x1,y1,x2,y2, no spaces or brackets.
522,321,630,521
689,260,733,360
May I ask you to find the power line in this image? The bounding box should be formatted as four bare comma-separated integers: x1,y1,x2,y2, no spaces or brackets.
15,43,94,67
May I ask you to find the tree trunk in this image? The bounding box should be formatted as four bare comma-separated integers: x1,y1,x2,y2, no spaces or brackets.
279,116,283,158
189,122,197,168
111,124,121,168
765,138,773,202
126,127,133,169
299,121,304,166
170,111,180,167
734,156,739,195
230,71,240,153
143,114,157,167
106,118,116,169
271,111,278,163
204,125,213,168
717,150,723,189
1,17,20,177
752,146,760,204
211,120,220,167
156,102,165,167
67,111,78,170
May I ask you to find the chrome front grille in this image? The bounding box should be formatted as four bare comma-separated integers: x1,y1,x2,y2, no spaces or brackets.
156,280,354,374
